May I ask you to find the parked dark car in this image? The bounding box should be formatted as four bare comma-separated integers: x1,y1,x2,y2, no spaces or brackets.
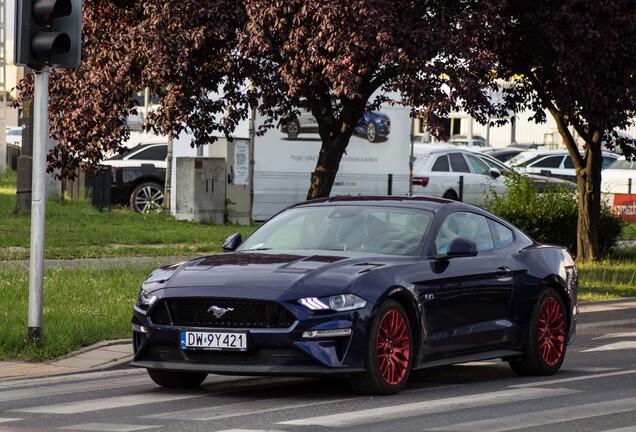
131,196,578,395
102,142,167,212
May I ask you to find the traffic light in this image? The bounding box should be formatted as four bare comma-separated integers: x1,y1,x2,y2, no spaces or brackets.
14,0,82,69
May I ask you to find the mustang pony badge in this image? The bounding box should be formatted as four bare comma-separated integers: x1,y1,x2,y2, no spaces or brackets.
207,305,234,318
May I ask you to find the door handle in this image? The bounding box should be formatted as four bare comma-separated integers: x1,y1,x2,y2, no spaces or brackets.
496,267,511,277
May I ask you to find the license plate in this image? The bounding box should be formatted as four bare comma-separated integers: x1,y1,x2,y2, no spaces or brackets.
180,331,248,350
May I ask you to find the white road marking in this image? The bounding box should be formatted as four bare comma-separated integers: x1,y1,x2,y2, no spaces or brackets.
60,423,159,431
143,396,355,421
592,332,636,340
427,396,636,431
11,392,204,414
0,375,151,403
0,418,21,423
279,387,577,427
582,341,636,352
511,368,636,388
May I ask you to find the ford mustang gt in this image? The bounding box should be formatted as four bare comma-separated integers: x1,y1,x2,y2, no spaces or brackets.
131,196,578,395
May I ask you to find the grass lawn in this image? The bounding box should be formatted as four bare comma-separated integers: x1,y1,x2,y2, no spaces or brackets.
1,168,636,361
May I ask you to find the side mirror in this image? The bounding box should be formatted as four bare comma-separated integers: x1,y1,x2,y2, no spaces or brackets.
221,233,242,252
446,237,478,257
489,168,502,179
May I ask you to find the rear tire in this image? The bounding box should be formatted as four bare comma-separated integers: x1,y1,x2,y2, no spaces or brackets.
147,369,207,388
348,300,413,395
509,288,567,376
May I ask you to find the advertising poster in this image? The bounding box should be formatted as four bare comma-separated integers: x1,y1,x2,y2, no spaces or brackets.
252,103,413,220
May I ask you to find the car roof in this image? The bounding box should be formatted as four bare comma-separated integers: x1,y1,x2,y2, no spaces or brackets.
292,195,454,212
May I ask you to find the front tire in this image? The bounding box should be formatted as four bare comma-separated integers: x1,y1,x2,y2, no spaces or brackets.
366,122,378,142
509,288,567,376
147,369,207,388
348,300,413,395
130,182,164,213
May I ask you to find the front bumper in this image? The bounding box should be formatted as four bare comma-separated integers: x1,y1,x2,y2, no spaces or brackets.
131,305,369,377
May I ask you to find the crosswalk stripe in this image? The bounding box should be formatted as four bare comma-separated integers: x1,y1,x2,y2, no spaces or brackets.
0,418,20,423
279,387,577,427
0,375,151,403
426,396,636,431
582,341,636,352
10,392,203,415
592,332,636,340
510,368,636,388
60,423,158,431
143,396,355,421
0,369,145,391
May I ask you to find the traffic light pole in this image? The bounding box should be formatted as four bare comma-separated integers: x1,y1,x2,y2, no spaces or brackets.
28,66,49,341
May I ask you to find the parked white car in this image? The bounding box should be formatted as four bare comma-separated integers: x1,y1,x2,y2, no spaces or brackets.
412,147,575,205
412,147,508,205
602,157,636,194
6,127,23,146
509,149,619,181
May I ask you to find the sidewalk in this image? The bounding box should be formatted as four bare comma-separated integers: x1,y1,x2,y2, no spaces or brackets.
0,298,634,382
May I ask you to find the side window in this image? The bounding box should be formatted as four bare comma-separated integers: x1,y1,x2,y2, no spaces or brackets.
564,156,574,169
602,156,617,169
465,153,492,176
432,155,450,172
531,156,564,169
128,145,168,161
489,220,515,248
448,153,470,173
434,212,495,254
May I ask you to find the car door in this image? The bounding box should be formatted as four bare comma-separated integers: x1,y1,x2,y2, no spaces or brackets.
464,152,507,201
417,211,514,358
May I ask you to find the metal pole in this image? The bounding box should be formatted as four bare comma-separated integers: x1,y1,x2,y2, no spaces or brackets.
28,67,49,341
165,132,173,210
458,175,464,202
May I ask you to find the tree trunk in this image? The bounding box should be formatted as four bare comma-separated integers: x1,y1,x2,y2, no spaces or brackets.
576,145,602,263
307,135,348,200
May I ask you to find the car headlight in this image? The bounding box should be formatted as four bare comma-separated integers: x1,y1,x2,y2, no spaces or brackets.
136,289,158,308
299,294,367,312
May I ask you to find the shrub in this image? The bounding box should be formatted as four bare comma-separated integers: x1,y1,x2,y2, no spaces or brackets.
483,171,623,258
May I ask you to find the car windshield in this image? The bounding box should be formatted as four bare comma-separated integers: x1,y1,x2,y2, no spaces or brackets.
239,205,433,256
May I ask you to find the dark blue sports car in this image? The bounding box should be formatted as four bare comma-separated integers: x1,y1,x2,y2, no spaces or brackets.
131,196,578,395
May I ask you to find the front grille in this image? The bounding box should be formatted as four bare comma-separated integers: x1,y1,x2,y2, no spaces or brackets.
149,298,296,329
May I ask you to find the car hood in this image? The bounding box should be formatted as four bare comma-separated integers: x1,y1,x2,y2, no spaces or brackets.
144,251,404,298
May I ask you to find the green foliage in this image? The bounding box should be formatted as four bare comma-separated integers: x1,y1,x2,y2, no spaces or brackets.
0,169,258,260
484,171,623,258
0,266,154,361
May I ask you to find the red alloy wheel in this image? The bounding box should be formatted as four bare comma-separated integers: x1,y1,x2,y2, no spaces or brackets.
537,296,566,366
376,309,411,384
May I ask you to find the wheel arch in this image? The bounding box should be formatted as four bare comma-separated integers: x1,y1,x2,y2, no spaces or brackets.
542,275,573,334
383,286,422,362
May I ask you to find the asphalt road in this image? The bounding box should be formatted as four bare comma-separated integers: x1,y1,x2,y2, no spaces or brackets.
0,320,635,432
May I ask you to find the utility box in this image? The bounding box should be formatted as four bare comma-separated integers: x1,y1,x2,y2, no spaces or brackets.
175,157,226,224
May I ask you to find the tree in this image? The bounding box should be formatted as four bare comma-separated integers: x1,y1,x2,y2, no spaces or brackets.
14,0,504,200
237,0,506,199
490,0,636,263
